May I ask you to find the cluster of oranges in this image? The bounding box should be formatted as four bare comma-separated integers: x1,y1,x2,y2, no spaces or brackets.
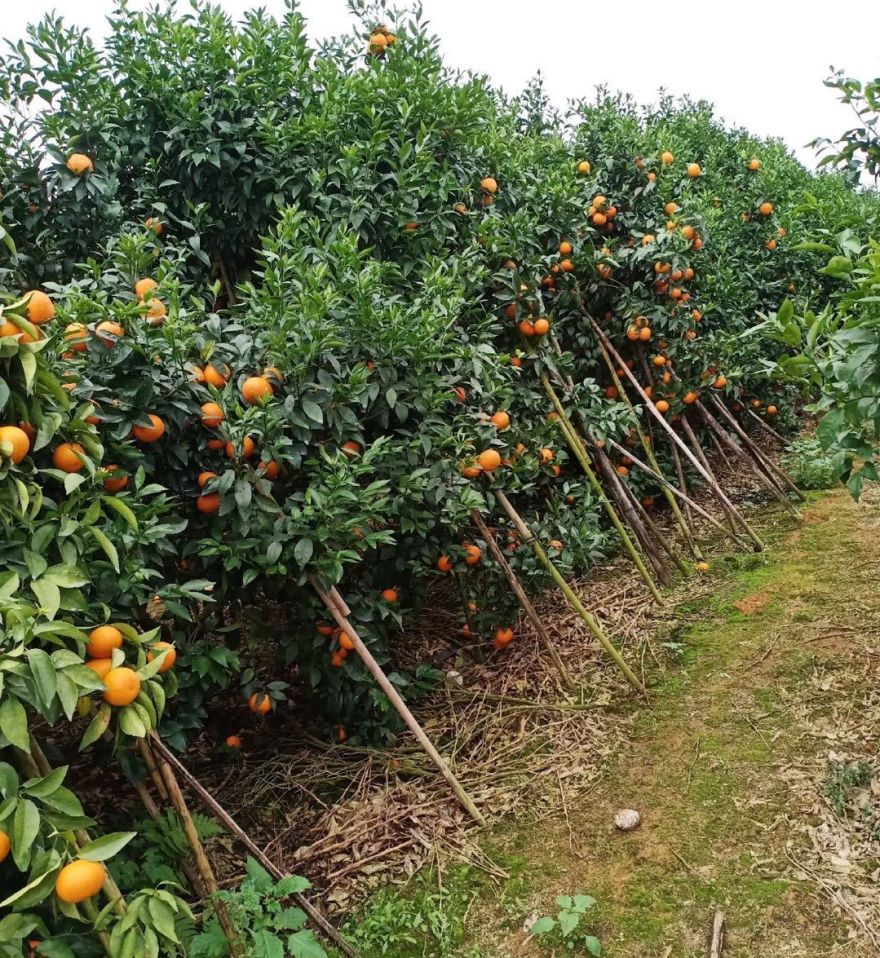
367,23,398,56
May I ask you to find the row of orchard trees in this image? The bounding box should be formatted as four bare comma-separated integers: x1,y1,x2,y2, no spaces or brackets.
1,0,879,952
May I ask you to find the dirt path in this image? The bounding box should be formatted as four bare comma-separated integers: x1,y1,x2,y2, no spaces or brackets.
343,488,880,957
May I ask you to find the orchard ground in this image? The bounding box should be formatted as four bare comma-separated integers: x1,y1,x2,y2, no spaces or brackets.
336,486,880,958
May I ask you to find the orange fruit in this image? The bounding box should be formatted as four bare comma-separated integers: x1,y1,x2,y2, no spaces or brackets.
437,555,453,573
197,493,220,513
134,278,157,298
0,425,30,464
655,400,670,414
759,202,773,216
481,177,498,194
518,319,536,337
626,327,640,341
0,832,9,864
225,735,242,748
696,561,710,573
647,172,657,182
493,627,514,650
692,236,703,250
661,151,674,165
24,290,55,324
103,667,141,706
539,447,554,465
683,391,698,405
133,414,165,442
680,225,695,241
766,405,778,416
616,465,629,477
639,327,652,342
66,154,94,176
102,466,128,493
242,376,274,405
85,658,113,679
258,460,280,480
713,376,727,389
64,324,88,352
652,355,666,367
559,241,573,256
490,411,510,430
204,363,230,388
687,162,701,177
145,217,163,234
147,642,176,673
548,539,563,551
592,212,607,227
533,317,550,335
341,441,361,458
249,693,271,714
263,366,284,383
330,652,345,668
453,386,467,402
53,442,85,473
765,238,777,250
86,625,123,658
642,235,656,246
200,402,225,428
577,160,591,175
605,385,619,399
454,202,467,214
55,860,105,903
748,158,761,171
463,544,481,566
381,588,398,603
477,448,502,472
95,321,124,347
510,356,522,368
368,33,387,53
142,298,166,325
225,436,255,460
664,201,678,215
752,399,762,409
207,438,226,451
404,221,418,230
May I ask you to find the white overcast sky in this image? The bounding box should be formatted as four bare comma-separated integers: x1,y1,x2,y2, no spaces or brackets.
4,1,878,168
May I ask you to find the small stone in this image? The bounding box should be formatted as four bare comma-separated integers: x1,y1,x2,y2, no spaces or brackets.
615,808,641,831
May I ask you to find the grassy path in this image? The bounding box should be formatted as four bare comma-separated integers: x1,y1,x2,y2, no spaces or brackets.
341,488,880,958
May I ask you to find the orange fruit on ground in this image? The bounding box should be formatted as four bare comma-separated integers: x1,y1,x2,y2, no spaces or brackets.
533,317,550,335
204,363,229,388
748,158,761,171
95,321,124,347
341,441,362,458
197,493,220,513
0,831,10,863
687,163,701,177
147,642,176,673
655,400,670,414
661,151,674,165
559,241,573,256
577,160,591,175
437,555,453,573
24,290,55,324
133,414,165,442
53,442,85,473
134,278,157,298
66,154,94,176
0,425,30,464
759,202,773,216
490,411,510,430
249,693,271,714
258,460,280,480
493,627,514,650
86,625,123,658
463,544,481,566
481,177,498,194
381,588,398,603
713,376,727,389
85,658,113,679
102,466,128,493
766,405,778,416
225,735,242,748
696,561,710,573
103,667,141,706
145,217,163,234
55,860,105,903
477,448,502,472
200,402,225,428
242,376,274,405
226,436,255,460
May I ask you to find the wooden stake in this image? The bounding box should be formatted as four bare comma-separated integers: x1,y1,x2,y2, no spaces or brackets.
452,569,484,663
470,509,578,692
492,488,646,695
679,414,744,534
745,405,788,445
588,317,765,551
147,741,242,954
149,736,364,958
616,474,690,576
708,908,725,957
310,576,487,826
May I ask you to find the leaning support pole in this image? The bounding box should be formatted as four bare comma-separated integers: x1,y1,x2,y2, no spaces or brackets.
745,405,788,445
310,576,487,826
588,317,765,551
710,397,806,502
616,474,690,577
492,488,647,696
540,371,665,603
471,509,578,693
679,414,744,534
149,736,365,958
603,437,750,551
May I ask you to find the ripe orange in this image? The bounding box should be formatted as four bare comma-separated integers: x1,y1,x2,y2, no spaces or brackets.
684,267,695,280
95,321,124,347
56,860,105,903
143,298,167,325
696,561,710,573
639,327,652,342
134,278,157,298
64,323,88,352
53,442,85,473
559,258,574,273
204,363,230,388
765,238,777,250
752,399,762,409
687,162,701,178
493,627,514,650
207,438,226,451
249,693,271,714
691,309,702,322
766,405,778,416
777,227,787,238
0,425,30,464
642,235,656,246
616,465,629,477
655,400,670,414
225,735,242,748
330,651,345,667
683,390,699,404
368,32,387,53
242,376,274,405
664,201,678,215
463,544,481,566
647,172,657,182
66,154,94,176
477,448,502,472
626,326,640,341
86,625,123,658
454,202,467,214
661,151,674,165
539,447,554,465
490,411,510,430
0,831,9,863
481,176,498,194
341,440,362,457
691,235,703,250
381,588,398,603
685,330,697,340
103,667,141,706
548,539,563,551
533,317,550,335
200,402,225,428
713,376,727,389
680,225,695,241
759,202,773,216
317,621,336,636
85,658,113,679
24,290,55,324
510,356,522,368
226,436,255,459
605,385,618,399
652,355,666,367
263,366,284,383
145,217,163,234
577,160,591,175
258,460,280,480
197,493,220,513
748,158,761,171
453,386,467,403
133,414,165,443
102,466,128,493
437,555,453,573
559,241,573,256
518,319,536,337
592,212,607,227
147,642,176,673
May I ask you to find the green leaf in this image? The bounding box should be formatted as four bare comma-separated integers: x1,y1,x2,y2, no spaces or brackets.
147,897,180,943
246,856,274,891
585,935,603,956
0,697,30,752
78,831,136,862
27,648,58,706
0,571,21,600
118,706,147,738
301,400,323,424
88,526,120,572
293,537,313,567
19,349,37,392
101,496,138,531
80,703,112,750
31,579,61,620
286,929,326,958
23,764,68,799
42,564,89,588
13,798,40,870
530,916,555,935
252,930,284,958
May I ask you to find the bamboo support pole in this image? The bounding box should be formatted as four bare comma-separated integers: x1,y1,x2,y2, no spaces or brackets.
148,736,364,958
602,438,750,551
146,740,242,954
492,488,647,695
588,317,765,551
137,737,171,802
310,576,487,826
616,474,690,576
708,430,734,471
745,406,788,445
540,371,665,603
470,509,578,693
679,414,743,534
452,569,483,662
